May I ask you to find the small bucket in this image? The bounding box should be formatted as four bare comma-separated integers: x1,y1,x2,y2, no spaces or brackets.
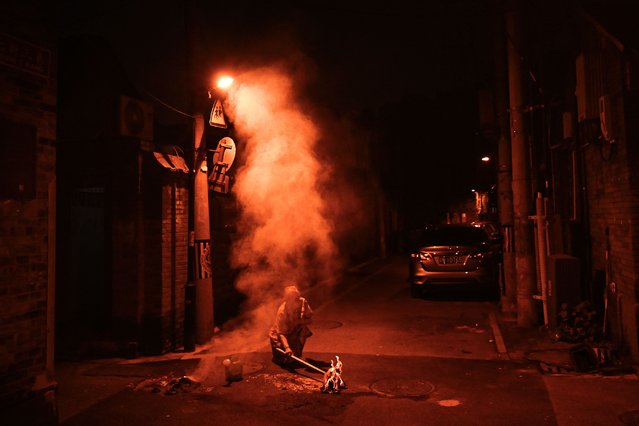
223,356,243,382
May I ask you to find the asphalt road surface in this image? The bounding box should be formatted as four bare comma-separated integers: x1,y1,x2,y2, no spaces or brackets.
58,256,559,425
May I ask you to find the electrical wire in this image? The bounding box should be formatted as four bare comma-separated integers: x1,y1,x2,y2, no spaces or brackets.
138,87,195,119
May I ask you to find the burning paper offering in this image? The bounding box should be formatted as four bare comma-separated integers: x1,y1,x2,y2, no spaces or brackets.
275,348,346,394
320,355,346,394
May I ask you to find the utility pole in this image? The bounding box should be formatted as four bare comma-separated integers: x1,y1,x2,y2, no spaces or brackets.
493,7,517,315
185,0,214,345
506,3,538,326
193,114,214,344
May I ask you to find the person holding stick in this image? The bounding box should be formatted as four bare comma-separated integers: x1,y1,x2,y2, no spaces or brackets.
269,285,313,366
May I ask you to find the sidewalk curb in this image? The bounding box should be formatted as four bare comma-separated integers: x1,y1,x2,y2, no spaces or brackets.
489,312,509,357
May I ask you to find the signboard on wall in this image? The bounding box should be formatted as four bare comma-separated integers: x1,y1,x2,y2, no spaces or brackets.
0,32,51,79
209,99,227,128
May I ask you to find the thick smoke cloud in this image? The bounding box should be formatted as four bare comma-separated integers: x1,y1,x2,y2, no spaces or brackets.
192,66,343,370
229,67,339,286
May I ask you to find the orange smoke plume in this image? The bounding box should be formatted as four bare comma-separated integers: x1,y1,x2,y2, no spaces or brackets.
225,66,339,313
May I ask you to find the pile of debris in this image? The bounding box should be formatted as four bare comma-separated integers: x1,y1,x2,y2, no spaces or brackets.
553,301,602,344
527,301,637,375
134,375,200,395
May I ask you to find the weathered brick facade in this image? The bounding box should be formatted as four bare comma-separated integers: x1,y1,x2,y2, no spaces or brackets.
94,146,190,355
491,4,639,360
579,26,639,360
0,21,57,426
139,164,189,353
54,33,193,357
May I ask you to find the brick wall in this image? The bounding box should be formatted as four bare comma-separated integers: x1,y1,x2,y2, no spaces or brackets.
582,34,639,359
0,29,57,424
159,177,189,351
111,150,190,355
136,155,189,354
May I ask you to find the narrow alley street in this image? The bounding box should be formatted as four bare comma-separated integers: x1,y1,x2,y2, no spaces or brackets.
51,256,639,425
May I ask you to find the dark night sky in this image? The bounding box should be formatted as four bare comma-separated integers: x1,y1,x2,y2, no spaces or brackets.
56,1,498,224
57,0,493,119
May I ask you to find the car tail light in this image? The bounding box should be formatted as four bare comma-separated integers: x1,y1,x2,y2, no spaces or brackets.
419,252,432,261
410,252,431,260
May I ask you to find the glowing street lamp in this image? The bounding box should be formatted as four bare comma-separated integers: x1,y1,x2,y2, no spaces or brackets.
481,156,491,163
208,76,234,129
216,75,234,90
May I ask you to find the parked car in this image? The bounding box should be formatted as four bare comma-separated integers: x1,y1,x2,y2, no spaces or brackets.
408,224,498,298
471,220,503,260
470,220,500,239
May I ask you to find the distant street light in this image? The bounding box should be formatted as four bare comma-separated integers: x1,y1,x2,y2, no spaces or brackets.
481,156,491,162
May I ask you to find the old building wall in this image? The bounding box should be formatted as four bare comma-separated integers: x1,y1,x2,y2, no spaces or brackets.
141,168,189,354
108,148,191,355
581,33,639,359
0,25,57,425
109,142,144,346
159,177,189,351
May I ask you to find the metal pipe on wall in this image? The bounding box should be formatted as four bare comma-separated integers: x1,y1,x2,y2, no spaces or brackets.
533,192,549,325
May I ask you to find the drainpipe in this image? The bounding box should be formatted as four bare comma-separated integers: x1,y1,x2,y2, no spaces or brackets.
47,178,56,377
531,193,548,325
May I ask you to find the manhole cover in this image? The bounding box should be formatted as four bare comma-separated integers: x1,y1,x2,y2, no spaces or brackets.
312,320,343,329
242,361,264,376
370,378,435,398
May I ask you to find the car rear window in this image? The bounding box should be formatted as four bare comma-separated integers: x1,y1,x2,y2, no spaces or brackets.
420,227,489,246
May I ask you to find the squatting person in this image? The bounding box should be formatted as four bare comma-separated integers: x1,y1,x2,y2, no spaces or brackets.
269,285,313,365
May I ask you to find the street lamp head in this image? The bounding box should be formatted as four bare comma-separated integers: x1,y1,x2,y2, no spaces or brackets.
481,156,490,163
216,76,234,90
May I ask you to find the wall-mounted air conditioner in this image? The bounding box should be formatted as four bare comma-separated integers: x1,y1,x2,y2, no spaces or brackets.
118,95,154,141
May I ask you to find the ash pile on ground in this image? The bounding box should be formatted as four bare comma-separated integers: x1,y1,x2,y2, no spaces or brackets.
133,375,201,395
247,372,322,393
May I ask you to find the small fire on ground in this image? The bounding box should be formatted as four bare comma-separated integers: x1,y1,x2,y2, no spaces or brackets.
252,355,346,394
321,356,346,394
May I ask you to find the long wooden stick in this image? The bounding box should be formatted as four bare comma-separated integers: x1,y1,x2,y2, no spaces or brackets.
275,348,327,374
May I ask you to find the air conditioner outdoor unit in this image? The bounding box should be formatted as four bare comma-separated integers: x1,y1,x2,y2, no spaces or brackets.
119,95,154,141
